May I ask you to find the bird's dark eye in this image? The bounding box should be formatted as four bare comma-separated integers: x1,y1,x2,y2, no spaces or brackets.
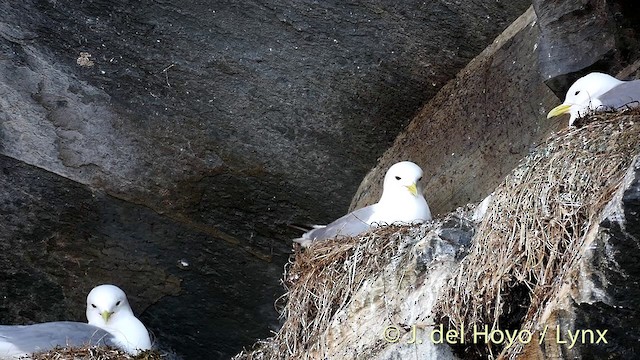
574,90,580,96
395,176,401,180
418,177,422,181
116,301,121,306
91,304,97,308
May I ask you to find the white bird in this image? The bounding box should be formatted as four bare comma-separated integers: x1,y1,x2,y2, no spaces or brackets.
0,284,151,359
547,72,640,125
293,161,432,247
86,284,151,354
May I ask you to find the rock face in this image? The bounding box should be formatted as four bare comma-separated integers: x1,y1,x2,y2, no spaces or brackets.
232,214,474,360
351,0,640,215
0,154,281,358
520,155,640,359
533,0,640,96
0,1,533,359
0,0,532,254
351,7,561,216
246,119,640,360
320,218,471,360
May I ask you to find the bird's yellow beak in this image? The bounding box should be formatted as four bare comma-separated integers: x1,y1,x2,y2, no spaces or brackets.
407,183,418,196
547,103,572,119
101,310,113,322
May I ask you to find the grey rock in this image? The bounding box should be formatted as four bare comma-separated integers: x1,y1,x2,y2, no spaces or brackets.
0,0,532,256
438,215,476,248
570,156,640,358
0,155,281,360
511,152,640,359
0,1,532,359
351,7,561,217
533,0,640,97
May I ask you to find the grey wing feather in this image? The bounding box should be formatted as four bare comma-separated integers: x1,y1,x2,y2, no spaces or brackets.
293,204,377,246
599,80,640,110
0,322,115,357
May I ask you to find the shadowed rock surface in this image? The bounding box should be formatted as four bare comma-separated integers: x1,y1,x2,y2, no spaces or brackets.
0,1,533,359
351,7,561,216
533,0,640,96
515,152,640,360
1,0,531,254
0,154,281,358
569,156,640,359
351,0,640,215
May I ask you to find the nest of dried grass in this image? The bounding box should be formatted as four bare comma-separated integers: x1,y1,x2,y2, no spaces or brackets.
234,225,415,360
30,346,162,360
438,110,640,359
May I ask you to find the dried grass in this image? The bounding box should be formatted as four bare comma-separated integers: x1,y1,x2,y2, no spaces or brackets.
438,110,640,359
236,109,640,360
234,224,415,360
30,346,163,360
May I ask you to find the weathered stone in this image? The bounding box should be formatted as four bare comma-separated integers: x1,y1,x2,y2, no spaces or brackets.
351,7,560,217
533,0,640,97
317,219,470,360
0,155,281,359
323,137,640,360
0,0,532,255
522,155,640,359
0,1,534,358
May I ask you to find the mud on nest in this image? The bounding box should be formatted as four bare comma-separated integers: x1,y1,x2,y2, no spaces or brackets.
233,223,423,360
437,109,640,359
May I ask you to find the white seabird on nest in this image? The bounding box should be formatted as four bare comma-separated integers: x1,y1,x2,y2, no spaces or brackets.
293,161,432,247
0,284,151,358
547,72,640,126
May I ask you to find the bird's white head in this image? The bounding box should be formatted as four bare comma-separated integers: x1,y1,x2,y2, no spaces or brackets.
547,72,623,125
86,284,134,326
85,284,151,354
380,161,424,200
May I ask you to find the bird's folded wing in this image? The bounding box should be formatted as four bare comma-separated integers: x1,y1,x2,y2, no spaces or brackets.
293,205,376,246
0,322,115,358
599,80,640,110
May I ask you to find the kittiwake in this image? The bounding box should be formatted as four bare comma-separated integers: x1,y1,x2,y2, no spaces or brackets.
0,284,151,359
293,161,432,247
547,72,640,125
